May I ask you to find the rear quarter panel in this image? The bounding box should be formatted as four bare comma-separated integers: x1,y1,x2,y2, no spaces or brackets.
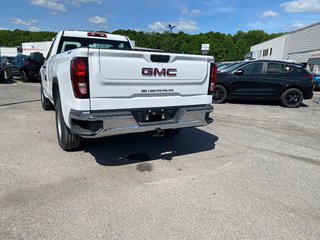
51,48,91,128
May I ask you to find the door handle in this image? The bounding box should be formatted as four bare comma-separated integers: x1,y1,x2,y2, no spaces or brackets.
282,76,289,79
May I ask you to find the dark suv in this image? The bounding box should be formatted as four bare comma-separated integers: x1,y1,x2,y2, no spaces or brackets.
6,53,44,82
213,60,314,107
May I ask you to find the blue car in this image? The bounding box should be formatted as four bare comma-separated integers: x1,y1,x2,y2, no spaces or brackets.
313,75,320,89
307,55,320,90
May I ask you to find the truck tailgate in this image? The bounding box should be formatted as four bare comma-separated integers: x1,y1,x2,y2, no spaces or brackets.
88,49,213,110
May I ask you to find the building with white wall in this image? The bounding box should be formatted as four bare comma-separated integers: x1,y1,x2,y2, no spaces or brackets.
284,23,320,63
248,22,320,63
22,41,53,57
0,47,18,57
249,35,287,61
0,41,53,58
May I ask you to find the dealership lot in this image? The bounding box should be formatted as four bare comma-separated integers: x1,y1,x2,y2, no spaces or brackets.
1,81,320,239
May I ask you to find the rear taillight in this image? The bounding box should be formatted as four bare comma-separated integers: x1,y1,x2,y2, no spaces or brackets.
208,63,217,94
308,74,314,81
70,57,89,99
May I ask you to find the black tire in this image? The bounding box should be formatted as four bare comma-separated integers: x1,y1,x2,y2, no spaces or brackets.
5,69,12,80
281,88,303,108
55,95,80,151
41,83,54,110
164,129,181,138
0,70,4,83
213,85,227,103
20,70,29,82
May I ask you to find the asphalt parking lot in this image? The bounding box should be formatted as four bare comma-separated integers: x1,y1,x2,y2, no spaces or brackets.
1,80,320,240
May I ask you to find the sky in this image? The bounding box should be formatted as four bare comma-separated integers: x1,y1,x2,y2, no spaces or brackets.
0,0,320,34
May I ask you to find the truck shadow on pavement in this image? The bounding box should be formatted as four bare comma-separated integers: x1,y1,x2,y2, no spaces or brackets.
226,99,310,108
82,128,218,166
0,78,17,84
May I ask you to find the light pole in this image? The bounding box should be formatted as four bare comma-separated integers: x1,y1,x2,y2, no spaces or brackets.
167,24,176,33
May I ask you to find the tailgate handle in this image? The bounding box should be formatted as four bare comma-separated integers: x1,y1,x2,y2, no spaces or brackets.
150,55,170,63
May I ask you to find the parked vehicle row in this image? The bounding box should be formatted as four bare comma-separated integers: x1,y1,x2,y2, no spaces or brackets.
0,56,14,64
0,52,44,82
6,53,44,82
213,60,314,108
1,51,316,110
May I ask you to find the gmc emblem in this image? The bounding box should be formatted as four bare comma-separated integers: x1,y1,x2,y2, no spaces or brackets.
142,68,177,77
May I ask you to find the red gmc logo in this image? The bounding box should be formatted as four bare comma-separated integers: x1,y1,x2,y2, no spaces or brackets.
142,68,177,77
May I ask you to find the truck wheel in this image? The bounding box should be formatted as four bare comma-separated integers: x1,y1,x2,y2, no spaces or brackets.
20,71,29,82
55,95,80,151
281,88,303,108
213,85,227,103
164,129,181,137
41,83,54,110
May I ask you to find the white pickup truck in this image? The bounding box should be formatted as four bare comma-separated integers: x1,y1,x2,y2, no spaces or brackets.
40,30,216,151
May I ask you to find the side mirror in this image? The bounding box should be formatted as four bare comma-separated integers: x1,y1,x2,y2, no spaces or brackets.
235,69,244,76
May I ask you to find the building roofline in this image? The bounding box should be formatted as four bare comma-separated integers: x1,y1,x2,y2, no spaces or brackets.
288,22,320,35
251,34,287,48
250,22,320,49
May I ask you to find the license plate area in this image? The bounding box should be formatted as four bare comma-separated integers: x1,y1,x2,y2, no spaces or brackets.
132,107,179,123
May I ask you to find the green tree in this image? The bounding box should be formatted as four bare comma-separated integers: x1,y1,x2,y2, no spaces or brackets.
0,29,283,61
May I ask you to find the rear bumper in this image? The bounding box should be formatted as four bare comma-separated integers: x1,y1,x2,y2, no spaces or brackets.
69,104,213,138
304,87,313,99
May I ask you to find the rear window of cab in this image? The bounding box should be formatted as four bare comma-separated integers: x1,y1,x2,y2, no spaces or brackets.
57,36,132,54
266,63,294,73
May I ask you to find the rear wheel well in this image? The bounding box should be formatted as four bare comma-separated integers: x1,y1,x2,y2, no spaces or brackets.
52,78,59,105
216,83,229,93
213,84,228,103
20,68,26,73
281,85,306,98
280,88,303,108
